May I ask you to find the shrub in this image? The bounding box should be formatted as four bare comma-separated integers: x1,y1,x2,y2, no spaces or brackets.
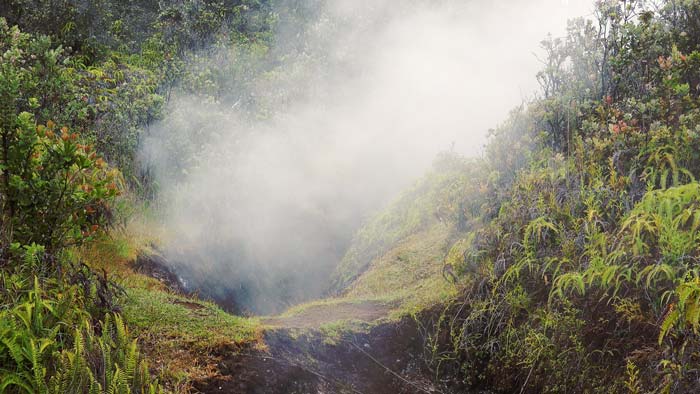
0,112,120,254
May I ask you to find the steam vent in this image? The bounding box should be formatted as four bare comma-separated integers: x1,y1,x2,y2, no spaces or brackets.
3,0,700,393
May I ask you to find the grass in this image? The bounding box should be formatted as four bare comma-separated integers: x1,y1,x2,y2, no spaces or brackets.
268,221,462,346
273,296,390,319
271,170,468,340
122,288,261,387
330,156,473,292
123,288,259,346
345,223,460,317
318,320,372,345
72,199,262,392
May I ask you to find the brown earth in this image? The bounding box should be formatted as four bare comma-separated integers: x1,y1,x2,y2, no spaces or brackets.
195,318,441,394
193,301,457,394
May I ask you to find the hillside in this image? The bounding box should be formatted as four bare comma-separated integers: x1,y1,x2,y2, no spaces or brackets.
3,0,700,393
245,1,700,391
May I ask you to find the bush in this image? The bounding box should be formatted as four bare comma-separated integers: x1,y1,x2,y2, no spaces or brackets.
0,111,120,254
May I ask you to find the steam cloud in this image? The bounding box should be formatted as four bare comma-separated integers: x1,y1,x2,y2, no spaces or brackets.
141,0,592,314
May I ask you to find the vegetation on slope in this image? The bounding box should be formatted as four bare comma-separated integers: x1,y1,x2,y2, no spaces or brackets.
0,1,271,391
76,220,261,391
328,0,700,392
381,1,700,392
330,154,478,295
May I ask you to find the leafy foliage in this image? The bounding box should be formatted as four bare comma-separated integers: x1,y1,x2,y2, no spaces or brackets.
0,114,120,252
0,276,160,394
414,1,700,392
0,9,176,392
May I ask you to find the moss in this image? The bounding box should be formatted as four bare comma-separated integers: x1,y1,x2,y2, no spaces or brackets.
121,287,260,386
346,224,459,316
275,297,382,319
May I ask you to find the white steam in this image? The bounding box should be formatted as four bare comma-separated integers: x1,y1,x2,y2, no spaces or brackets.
141,0,592,314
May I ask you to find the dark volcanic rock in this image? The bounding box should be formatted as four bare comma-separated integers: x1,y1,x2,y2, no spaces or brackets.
133,250,185,293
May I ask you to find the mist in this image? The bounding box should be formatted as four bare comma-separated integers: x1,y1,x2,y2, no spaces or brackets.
140,0,592,314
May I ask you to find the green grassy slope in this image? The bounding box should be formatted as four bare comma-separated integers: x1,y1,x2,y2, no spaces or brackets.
329,154,485,305
75,211,262,392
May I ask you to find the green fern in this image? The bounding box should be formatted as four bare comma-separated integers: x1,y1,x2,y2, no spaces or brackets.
524,216,559,256
0,280,160,394
624,360,642,394
659,274,700,344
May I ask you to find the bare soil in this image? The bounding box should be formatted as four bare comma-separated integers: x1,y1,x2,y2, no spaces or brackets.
194,301,451,394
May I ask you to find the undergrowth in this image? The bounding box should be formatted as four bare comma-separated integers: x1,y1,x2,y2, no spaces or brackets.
409,1,700,392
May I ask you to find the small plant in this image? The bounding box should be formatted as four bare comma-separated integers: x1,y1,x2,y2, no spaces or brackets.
625,360,642,394
48,314,160,394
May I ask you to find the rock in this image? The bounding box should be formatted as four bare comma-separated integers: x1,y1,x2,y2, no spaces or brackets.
133,250,185,293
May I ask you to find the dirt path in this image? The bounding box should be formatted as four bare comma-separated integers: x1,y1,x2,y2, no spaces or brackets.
260,300,392,329
194,300,456,393
195,317,443,394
